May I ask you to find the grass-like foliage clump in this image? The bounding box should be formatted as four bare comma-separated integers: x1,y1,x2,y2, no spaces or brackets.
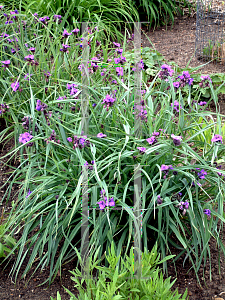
0,4,225,296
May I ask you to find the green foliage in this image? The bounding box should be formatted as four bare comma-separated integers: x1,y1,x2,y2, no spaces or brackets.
1,5,225,290
130,0,196,29
50,291,62,300
62,241,188,299
0,209,17,259
190,116,225,150
21,0,139,41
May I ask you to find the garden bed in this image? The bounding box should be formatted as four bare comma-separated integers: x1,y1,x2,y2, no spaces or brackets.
1,5,225,300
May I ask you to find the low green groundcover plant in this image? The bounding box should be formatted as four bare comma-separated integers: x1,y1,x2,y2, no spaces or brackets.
51,242,188,300
1,4,225,289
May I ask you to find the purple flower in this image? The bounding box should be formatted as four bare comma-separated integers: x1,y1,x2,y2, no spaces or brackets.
201,75,212,82
171,100,182,112
60,44,71,53
39,16,50,25
100,189,105,196
102,94,116,111
36,99,42,111
157,195,163,205
97,200,106,210
62,29,72,38
72,28,80,35
173,81,180,88
146,136,157,145
198,101,207,106
177,201,189,215
113,42,120,47
24,54,34,62
197,169,207,179
1,60,10,70
26,189,32,198
11,81,19,92
159,64,174,79
114,58,120,64
203,209,211,217
105,197,115,207
67,137,72,142
171,134,182,146
97,133,107,138
28,47,36,53
116,67,123,76
211,134,223,143
152,131,160,136
24,73,33,81
137,147,146,154
19,132,33,145
116,48,123,55
53,15,62,23
43,70,51,82
161,164,173,171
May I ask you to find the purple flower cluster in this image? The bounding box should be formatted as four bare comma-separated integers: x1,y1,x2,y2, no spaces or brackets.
1,60,10,70
171,100,182,113
158,64,174,80
22,116,38,132
19,132,33,146
66,83,79,97
177,201,189,215
83,160,95,171
174,71,194,88
146,131,160,145
102,94,116,111
97,133,107,138
137,147,146,154
157,195,163,205
44,130,60,144
24,54,34,63
4,9,18,24
60,44,71,53
161,164,174,179
43,70,51,82
97,189,115,210
196,168,207,179
67,135,90,149
39,16,50,25
53,15,62,23
133,99,148,122
62,29,72,38
36,99,48,111
26,189,32,198
213,162,225,179
211,134,222,143
171,134,182,146
198,101,207,106
24,73,33,81
132,59,144,72
35,100,51,125
11,81,20,92
203,209,211,217
0,103,9,116
199,75,212,88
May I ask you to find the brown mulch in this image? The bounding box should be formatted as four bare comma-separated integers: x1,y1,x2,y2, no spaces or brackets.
2,10,225,300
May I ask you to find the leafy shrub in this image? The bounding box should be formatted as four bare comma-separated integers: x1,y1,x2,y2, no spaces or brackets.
63,241,189,299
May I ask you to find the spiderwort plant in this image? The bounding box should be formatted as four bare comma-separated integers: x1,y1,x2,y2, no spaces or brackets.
1,6,225,288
